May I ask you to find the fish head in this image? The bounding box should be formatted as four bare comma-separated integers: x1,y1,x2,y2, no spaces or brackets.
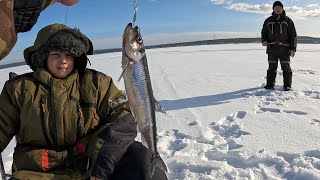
122,23,145,67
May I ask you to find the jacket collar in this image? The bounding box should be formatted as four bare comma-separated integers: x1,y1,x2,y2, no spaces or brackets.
34,68,79,88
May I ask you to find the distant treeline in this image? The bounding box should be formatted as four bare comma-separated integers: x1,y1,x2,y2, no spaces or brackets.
1,36,319,70
93,36,320,54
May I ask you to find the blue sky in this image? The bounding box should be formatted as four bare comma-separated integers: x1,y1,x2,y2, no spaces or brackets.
10,0,320,53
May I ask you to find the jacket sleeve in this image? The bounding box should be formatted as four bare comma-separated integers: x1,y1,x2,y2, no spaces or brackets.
288,18,297,51
261,19,269,43
0,81,20,152
91,75,137,179
96,75,131,122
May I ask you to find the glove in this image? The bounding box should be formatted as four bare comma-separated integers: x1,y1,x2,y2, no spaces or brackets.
290,50,295,58
262,41,269,46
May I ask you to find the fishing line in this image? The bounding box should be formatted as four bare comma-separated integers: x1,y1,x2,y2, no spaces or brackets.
64,6,69,25
133,0,138,26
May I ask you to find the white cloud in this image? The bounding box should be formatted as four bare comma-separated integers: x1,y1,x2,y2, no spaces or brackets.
285,6,320,20
210,0,232,5
306,4,320,9
226,3,271,14
210,1,320,19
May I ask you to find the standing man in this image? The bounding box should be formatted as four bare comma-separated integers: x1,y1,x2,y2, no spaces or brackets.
261,1,297,91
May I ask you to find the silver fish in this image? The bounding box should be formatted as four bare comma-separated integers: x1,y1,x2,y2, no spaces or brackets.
121,23,167,178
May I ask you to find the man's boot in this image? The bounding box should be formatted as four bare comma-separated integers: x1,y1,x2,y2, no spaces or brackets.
283,71,292,91
264,70,277,90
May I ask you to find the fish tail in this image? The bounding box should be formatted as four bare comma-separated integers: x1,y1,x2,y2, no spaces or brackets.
149,155,168,178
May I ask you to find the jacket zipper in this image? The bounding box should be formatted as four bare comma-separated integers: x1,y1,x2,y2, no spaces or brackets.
70,96,82,140
76,103,82,138
50,78,58,147
40,95,52,147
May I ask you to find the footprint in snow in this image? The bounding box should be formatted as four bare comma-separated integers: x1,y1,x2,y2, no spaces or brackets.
224,111,247,122
303,90,320,100
158,129,189,155
236,111,247,119
259,107,281,113
283,110,308,115
211,111,250,139
189,121,200,126
310,119,320,126
294,69,317,75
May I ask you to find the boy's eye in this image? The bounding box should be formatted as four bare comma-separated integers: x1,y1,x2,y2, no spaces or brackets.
50,53,61,58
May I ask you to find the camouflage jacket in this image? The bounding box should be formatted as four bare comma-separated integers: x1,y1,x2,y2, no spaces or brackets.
0,68,137,179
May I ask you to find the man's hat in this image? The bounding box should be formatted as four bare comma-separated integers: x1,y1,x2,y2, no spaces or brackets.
273,1,283,9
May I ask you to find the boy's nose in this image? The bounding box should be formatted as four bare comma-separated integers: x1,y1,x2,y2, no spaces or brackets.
59,56,68,64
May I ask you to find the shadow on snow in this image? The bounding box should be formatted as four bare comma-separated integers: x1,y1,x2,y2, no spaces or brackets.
160,87,261,111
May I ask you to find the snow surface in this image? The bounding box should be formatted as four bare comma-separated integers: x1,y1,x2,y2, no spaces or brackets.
1,43,320,179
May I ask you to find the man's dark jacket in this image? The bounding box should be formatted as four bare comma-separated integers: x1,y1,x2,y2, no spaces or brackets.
261,10,297,52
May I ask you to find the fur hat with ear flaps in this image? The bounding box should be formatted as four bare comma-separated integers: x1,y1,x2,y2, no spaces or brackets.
24,23,93,72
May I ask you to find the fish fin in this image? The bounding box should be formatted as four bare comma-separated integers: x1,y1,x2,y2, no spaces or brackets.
128,104,136,119
154,98,166,114
117,62,129,82
149,156,168,178
140,135,149,149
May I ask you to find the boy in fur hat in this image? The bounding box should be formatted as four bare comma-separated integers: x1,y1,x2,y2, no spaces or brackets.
261,1,297,91
0,23,167,180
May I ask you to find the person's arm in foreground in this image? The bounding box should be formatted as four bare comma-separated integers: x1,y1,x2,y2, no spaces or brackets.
0,0,16,60
89,75,137,180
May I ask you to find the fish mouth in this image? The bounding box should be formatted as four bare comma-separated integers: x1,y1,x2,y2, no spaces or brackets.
123,23,144,49
122,23,145,63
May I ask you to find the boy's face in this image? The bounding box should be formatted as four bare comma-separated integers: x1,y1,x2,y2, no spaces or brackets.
47,51,74,79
